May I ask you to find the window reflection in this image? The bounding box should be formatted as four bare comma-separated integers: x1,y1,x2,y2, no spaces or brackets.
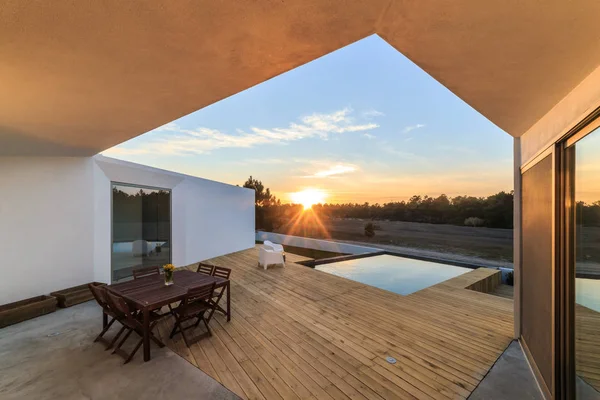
111,184,171,281
573,128,600,396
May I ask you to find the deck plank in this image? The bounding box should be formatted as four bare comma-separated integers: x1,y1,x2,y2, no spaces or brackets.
158,245,514,400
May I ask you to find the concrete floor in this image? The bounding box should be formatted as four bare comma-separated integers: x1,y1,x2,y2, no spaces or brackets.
0,302,239,400
469,341,543,400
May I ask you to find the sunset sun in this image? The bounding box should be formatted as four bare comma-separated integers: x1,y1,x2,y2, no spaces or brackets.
290,189,327,210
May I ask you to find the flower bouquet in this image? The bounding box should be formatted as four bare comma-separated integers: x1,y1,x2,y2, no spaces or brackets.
163,264,175,286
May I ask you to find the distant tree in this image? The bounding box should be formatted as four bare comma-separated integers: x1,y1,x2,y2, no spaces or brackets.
464,217,485,227
243,176,281,231
364,222,375,238
482,191,514,228
243,176,277,207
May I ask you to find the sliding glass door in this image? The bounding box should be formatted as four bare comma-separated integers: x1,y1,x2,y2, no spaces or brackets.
561,118,600,399
111,183,171,282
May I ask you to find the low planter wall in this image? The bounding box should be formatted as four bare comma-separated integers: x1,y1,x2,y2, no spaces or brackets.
256,231,381,255
51,282,104,308
0,295,57,328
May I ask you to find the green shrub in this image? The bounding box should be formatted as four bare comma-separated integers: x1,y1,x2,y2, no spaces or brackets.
464,217,485,227
364,222,375,238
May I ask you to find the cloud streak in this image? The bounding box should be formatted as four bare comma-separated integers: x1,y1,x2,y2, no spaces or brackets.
402,124,425,134
103,108,380,156
363,109,385,118
310,164,358,178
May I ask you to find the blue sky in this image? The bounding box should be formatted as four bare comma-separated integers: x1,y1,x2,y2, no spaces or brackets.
103,35,513,204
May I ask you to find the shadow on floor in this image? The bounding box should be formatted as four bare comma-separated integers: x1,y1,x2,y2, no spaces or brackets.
0,301,239,400
469,340,543,400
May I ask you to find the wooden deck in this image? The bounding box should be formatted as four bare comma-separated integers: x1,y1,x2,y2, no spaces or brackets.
575,304,600,391
156,246,514,400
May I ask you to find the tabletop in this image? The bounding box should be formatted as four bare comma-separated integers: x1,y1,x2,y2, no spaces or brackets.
107,270,227,310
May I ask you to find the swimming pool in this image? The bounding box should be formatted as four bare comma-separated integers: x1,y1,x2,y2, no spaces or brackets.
315,254,472,295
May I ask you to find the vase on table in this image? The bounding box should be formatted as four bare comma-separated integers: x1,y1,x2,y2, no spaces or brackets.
163,264,175,286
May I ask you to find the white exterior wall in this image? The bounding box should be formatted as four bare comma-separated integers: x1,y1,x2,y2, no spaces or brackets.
0,157,96,305
0,155,255,305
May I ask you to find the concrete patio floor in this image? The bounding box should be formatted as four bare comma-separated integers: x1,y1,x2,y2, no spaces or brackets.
0,301,239,400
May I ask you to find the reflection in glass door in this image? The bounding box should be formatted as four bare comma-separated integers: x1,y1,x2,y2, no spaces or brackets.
568,126,600,398
111,183,171,282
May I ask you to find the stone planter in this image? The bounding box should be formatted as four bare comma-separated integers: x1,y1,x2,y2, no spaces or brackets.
0,295,57,328
51,282,104,308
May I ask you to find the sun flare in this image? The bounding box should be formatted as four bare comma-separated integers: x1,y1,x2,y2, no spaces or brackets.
290,189,327,210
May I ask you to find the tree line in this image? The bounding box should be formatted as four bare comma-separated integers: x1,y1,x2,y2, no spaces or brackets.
243,176,600,231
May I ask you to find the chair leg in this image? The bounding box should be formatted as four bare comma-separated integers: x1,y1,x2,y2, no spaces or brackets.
124,338,144,364
106,325,126,350
202,316,212,337
113,327,133,354
169,318,179,339
95,317,116,343
178,321,191,347
149,322,165,348
170,316,190,347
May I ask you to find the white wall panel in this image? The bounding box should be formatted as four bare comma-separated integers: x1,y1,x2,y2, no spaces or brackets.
0,155,255,304
0,157,95,304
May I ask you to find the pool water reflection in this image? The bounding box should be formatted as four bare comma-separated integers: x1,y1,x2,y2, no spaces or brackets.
315,254,471,295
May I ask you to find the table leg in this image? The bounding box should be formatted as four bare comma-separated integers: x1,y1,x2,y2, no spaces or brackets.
227,281,231,321
102,312,108,329
143,307,150,362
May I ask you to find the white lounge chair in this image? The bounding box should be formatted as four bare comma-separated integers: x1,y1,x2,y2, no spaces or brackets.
259,241,285,270
264,240,284,253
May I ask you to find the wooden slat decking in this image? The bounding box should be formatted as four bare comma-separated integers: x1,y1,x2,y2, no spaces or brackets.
156,246,514,400
576,304,600,391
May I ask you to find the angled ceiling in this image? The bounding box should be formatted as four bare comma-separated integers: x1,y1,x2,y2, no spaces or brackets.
2,0,600,156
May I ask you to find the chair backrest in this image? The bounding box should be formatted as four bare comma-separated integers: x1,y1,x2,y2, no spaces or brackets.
105,291,132,321
263,240,283,252
180,282,215,314
89,283,108,308
212,266,232,280
196,263,214,275
133,265,160,280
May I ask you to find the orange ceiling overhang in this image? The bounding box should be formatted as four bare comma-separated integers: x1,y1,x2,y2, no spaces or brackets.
2,1,600,155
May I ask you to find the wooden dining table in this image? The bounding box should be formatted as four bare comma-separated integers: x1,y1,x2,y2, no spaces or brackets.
107,270,230,362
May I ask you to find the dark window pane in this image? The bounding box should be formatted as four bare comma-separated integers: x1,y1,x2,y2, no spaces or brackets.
111,184,171,281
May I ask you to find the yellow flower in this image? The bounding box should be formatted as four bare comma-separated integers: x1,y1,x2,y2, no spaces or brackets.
163,264,175,272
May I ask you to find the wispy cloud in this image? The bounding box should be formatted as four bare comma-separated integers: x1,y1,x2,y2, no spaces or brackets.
363,133,376,139
402,124,425,134
363,109,385,118
310,164,358,178
103,108,379,157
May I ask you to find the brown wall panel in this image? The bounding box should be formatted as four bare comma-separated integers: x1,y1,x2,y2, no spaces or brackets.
521,154,554,393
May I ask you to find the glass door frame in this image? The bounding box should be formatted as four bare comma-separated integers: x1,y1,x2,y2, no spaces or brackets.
110,181,173,283
557,110,600,399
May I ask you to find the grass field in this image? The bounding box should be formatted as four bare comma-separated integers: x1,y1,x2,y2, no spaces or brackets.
277,218,514,264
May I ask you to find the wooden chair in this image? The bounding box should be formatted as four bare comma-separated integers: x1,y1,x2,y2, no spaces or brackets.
105,291,165,364
207,266,231,322
196,263,214,276
132,265,160,280
169,282,216,347
88,284,127,350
